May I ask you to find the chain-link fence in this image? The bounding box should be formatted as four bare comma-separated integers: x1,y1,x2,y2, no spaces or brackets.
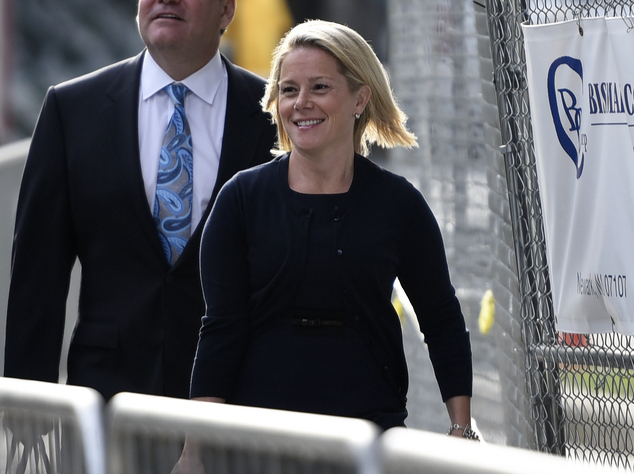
387,0,529,448
387,0,634,468
483,0,634,468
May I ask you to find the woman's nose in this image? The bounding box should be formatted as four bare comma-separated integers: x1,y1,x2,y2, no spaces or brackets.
294,90,312,110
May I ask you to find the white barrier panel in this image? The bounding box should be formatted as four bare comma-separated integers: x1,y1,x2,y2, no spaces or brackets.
0,377,106,474
381,427,627,474
107,392,381,474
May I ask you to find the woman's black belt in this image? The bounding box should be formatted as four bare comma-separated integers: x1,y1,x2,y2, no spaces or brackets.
291,318,345,327
290,308,347,327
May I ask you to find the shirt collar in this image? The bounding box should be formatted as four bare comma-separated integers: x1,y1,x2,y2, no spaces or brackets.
141,50,226,105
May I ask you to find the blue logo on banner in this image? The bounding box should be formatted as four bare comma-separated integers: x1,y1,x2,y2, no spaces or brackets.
548,56,584,179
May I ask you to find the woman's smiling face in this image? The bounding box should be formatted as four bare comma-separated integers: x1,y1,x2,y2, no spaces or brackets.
277,47,366,158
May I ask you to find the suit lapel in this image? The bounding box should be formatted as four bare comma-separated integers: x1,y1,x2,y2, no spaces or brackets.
103,52,168,261
213,58,267,201
196,58,267,232
105,55,270,268
183,58,269,259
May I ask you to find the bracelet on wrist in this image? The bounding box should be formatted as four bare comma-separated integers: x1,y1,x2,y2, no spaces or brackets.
447,423,480,441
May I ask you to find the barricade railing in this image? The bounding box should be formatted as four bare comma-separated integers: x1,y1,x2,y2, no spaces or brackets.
0,377,106,474
380,427,628,474
0,379,626,473
106,392,381,474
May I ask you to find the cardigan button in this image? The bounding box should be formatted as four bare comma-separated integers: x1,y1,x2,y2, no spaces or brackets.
337,249,343,256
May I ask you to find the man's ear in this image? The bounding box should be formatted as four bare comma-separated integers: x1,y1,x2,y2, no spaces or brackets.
220,0,237,32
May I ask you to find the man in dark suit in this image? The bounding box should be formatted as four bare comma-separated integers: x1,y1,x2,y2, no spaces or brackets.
3,0,276,401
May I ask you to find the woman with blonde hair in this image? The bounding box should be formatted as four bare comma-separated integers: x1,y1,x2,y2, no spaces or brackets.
187,18,474,453
261,19,417,157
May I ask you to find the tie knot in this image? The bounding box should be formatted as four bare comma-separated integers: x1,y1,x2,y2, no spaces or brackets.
165,83,189,106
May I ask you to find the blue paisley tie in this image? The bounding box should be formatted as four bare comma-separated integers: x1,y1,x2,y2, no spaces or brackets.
154,83,193,264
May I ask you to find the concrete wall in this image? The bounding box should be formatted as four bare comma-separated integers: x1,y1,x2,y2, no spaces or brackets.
0,0,9,143
0,139,79,380
0,139,28,373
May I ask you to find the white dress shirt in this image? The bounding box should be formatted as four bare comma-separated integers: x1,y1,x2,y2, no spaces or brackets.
138,51,228,232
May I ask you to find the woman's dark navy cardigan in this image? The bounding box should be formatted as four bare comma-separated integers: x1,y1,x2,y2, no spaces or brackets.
191,153,472,421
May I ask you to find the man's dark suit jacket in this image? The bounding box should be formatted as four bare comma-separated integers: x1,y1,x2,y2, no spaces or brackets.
3,52,277,400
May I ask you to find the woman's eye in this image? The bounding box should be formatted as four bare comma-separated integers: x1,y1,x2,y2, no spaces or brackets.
280,86,297,94
314,84,329,91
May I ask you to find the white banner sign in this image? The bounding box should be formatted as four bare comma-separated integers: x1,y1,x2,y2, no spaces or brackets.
523,17,634,335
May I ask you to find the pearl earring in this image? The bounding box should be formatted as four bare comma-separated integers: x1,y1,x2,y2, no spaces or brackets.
355,113,360,120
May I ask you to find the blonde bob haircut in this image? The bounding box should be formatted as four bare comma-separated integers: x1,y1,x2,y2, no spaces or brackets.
262,20,418,156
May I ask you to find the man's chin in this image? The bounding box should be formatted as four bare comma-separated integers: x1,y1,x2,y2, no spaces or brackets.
142,26,188,51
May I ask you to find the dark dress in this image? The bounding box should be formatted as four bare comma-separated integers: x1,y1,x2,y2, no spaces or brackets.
227,192,405,429
191,154,472,430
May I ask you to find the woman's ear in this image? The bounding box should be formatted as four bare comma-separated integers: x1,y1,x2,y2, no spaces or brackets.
355,84,371,114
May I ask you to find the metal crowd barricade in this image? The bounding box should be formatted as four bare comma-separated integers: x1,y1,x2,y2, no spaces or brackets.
107,392,381,474
380,427,628,474
0,377,106,474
